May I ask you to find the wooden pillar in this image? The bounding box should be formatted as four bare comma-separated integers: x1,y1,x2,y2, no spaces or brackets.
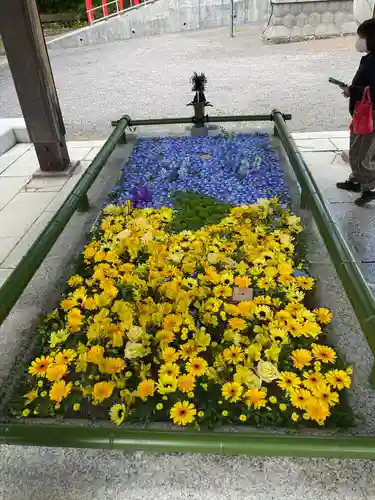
0,0,72,172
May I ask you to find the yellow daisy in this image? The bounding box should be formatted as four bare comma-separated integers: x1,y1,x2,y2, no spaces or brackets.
186,357,208,377
313,385,340,407
28,356,50,378
170,401,197,426
92,381,116,403
303,371,326,392
325,370,351,390
222,381,243,402
109,403,127,425
277,372,302,392
311,344,337,364
223,346,244,365
304,397,330,425
289,388,311,410
313,308,333,324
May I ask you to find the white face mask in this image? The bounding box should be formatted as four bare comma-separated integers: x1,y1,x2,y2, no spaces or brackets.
356,37,368,53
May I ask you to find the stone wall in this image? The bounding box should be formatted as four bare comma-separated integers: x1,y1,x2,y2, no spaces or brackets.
262,0,357,43
47,0,268,49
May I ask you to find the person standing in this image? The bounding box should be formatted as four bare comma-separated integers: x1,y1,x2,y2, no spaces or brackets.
341,0,375,164
337,19,375,206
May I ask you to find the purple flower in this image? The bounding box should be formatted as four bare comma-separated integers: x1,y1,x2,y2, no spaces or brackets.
131,186,153,207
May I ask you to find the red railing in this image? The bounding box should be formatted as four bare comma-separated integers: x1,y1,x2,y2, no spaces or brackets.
85,0,141,25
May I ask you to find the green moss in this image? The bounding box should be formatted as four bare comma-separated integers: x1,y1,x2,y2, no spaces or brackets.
169,191,232,233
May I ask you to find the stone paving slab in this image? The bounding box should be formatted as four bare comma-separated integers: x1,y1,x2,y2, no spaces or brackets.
297,131,375,285
0,141,104,275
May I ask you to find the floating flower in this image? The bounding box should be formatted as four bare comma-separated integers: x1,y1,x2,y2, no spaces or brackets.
110,403,127,425
49,380,72,404
186,357,208,377
92,381,115,403
257,360,279,383
325,370,351,390
222,382,243,402
278,372,302,392
170,401,197,426
291,349,312,370
28,356,50,377
243,388,267,409
311,344,337,364
303,397,330,425
137,379,155,400
46,363,68,382
178,374,196,393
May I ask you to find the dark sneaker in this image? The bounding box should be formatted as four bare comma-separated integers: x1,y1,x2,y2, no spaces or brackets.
355,191,375,206
336,180,361,192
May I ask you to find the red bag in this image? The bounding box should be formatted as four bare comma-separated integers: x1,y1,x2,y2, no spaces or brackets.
350,86,374,135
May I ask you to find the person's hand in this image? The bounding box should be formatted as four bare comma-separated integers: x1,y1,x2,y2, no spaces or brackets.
342,86,350,98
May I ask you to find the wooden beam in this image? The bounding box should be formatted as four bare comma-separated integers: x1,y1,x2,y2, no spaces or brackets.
0,0,71,172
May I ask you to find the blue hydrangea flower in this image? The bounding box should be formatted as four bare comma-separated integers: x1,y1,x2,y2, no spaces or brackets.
112,134,289,208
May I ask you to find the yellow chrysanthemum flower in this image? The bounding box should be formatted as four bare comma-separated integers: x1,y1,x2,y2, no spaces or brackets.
46,363,68,382
92,381,115,403
313,384,339,407
137,379,155,401
49,380,72,403
313,308,333,325
291,349,312,370
289,388,311,410
68,274,84,287
302,371,326,392
178,374,196,394
303,397,330,425
162,347,179,363
55,349,77,365
243,388,267,409
159,363,180,378
101,357,125,374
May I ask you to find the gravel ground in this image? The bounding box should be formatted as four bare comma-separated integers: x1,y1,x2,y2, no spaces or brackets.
0,26,361,139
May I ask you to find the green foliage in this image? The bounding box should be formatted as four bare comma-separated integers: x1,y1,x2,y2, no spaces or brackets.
169,191,232,233
37,0,84,13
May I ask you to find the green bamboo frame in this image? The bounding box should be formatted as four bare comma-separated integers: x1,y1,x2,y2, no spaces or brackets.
0,116,130,326
1,110,375,457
